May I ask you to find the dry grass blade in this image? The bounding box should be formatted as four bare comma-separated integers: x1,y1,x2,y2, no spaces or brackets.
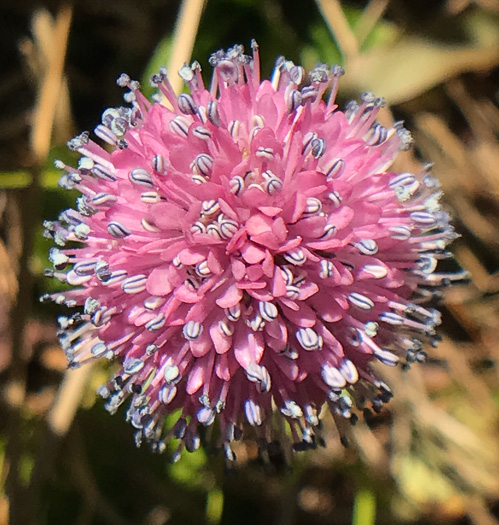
167,0,207,96
354,0,390,48
315,0,359,64
47,366,93,437
341,11,499,103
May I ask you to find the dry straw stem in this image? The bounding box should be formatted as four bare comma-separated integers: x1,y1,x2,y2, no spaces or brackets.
23,8,74,144
0,195,18,302
29,5,73,161
447,0,499,14
167,0,206,96
315,0,359,64
48,366,93,437
354,0,390,48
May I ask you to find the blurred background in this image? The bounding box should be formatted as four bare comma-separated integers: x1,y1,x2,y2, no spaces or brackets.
0,0,498,524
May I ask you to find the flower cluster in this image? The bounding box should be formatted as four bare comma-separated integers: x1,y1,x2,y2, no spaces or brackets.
44,42,461,463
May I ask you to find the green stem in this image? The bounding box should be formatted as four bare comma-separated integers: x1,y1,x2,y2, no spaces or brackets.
352,488,376,525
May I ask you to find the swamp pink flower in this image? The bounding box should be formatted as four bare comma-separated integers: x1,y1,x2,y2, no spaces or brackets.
44,42,463,462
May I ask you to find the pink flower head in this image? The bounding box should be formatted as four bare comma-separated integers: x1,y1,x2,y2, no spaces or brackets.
44,42,461,461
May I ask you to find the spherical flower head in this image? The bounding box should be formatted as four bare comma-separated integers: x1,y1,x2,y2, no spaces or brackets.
44,42,462,461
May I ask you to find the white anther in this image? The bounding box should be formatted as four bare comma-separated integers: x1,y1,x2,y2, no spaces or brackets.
281,266,294,286
319,260,334,279
195,260,211,277
108,221,131,238
325,159,345,180
219,319,234,336
265,177,283,195
201,199,220,216
373,348,399,366
245,363,271,393
355,239,378,255
256,147,274,159
192,154,213,177
159,385,177,404
206,223,222,239
286,88,302,112
177,93,197,115
146,344,158,355
219,218,239,239
169,115,191,137
284,248,306,266
339,359,359,384
285,285,300,299
144,296,165,310
327,191,342,207
379,312,404,325
228,120,240,138
191,174,208,184
230,176,244,195
320,224,337,239
321,363,347,389
362,264,388,279
49,248,69,268
193,126,212,141
207,100,220,126
152,154,166,174
91,343,107,357
92,193,118,207
190,221,206,235
244,399,262,426
410,211,436,226
164,365,181,385
310,137,326,158
296,327,323,350
280,345,299,360
259,301,278,322
304,405,319,426
123,358,144,375
84,297,100,315
94,124,117,145
141,218,160,232
129,168,154,187
248,314,265,332
251,114,265,129
145,313,166,332
418,256,438,274
280,400,303,419
226,304,241,321
140,191,160,204
364,322,379,338
365,123,388,146
122,274,147,294
348,292,375,311
389,225,412,240
183,320,203,341
74,223,90,240
197,407,216,426
304,197,322,215
302,132,317,154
